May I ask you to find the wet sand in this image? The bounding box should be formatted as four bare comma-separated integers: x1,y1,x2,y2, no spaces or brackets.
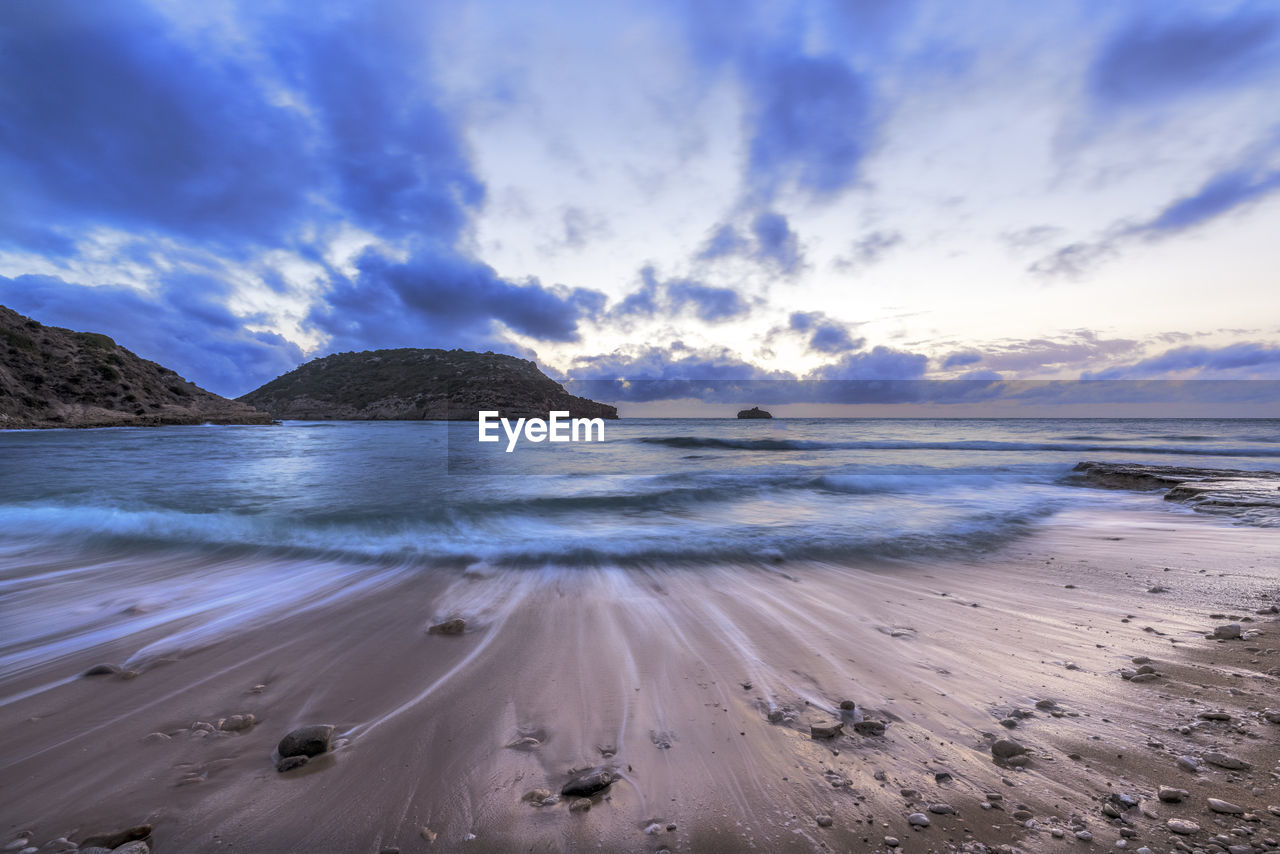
1,505,1278,853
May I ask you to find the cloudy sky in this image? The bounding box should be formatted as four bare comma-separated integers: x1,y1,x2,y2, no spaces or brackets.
1,0,1278,410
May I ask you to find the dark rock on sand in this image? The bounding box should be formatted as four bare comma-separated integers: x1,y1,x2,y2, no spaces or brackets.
82,663,121,677
1212,624,1243,640
276,755,310,773
810,719,843,739
1204,751,1250,770
277,724,334,758
1158,786,1187,803
736,407,772,419
852,720,886,736
561,768,614,798
79,826,151,850
1208,798,1244,814
991,738,1027,760
428,618,466,636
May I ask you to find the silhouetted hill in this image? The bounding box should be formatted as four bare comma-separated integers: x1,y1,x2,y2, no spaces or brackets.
0,305,273,428
239,348,618,420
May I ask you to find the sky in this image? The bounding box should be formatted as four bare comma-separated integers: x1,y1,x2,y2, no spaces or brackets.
1,0,1279,413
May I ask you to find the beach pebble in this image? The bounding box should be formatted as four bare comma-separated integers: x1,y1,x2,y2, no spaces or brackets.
1208,798,1245,814
809,719,843,739
522,788,552,804
110,843,150,854
991,738,1027,760
142,732,170,744
644,823,663,835
1198,710,1231,721
568,798,591,813
427,618,466,636
220,713,256,732
907,813,930,827
838,699,855,710
1204,751,1250,770
276,755,309,773
1261,709,1280,724
277,724,334,758
419,828,436,843
1128,673,1160,683
1167,819,1200,834
1159,786,1188,803
852,720,886,736
1176,755,1199,772
1075,830,1092,841
80,827,151,850
815,815,833,827
561,769,614,797
1212,624,1243,639
927,803,955,815
1012,810,1033,821
884,838,900,848
82,663,121,677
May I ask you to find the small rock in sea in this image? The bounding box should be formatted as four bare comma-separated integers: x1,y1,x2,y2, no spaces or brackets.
1203,751,1250,770
927,803,955,815
1167,819,1199,835
852,720,886,736
277,724,334,759
1212,624,1242,640
838,699,856,711
815,815,833,827
427,618,466,636
82,663,121,677
1158,786,1187,803
561,768,614,798
907,813,930,827
810,719,843,739
1207,798,1244,814
220,713,256,732
991,738,1027,760
276,755,309,773
79,827,151,850
190,720,216,733
568,798,591,813
521,788,552,805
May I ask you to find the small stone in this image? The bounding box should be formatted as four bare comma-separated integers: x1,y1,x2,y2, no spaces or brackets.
1212,624,1242,639
277,724,333,758
991,738,1027,759
568,798,591,813
1051,828,1065,839
190,720,215,733
521,788,552,804
1176,755,1199,772
1204,751,1250,770
852,720,885,736
1198,710,1231,721
142,732,171,744
809,719,843,739
109,846,149,854
220,713,256,732
1208,798,1245,814
82,663,121,677
79,827,150,850
1012,810,1033,821
1135,664,1156,675
561,768,614,797
838,699,855,710
1128,673,1160,683
815,815,833,827
1159,786,1188,803
1167,819,1200,834
276,755,309,772
927,803,955,815
884,838,900,848
907,813,930,827
643,823,663,835
1261,709,1280,724
420,827,436,843
1075,830,1093,841
427,618,466,635
1000,718,1018,729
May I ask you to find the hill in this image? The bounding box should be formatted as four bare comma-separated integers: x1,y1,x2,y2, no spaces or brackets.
238,348,618,420
0,305,273,429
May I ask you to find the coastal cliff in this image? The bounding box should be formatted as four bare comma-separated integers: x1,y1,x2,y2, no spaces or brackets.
239,348,618,421
0,305,273,429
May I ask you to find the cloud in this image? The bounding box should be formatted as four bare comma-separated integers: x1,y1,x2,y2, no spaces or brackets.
0,274,303,397
806,345,928,381
609,266,750,324
1000,225,1064,252
941,350,982,369
1087,342,1280,379
697,211,805,275
834,229,902,271
1089,8,1280,108
787,311,864,354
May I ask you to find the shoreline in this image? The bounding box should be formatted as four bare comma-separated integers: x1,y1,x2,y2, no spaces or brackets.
1,505,1277,853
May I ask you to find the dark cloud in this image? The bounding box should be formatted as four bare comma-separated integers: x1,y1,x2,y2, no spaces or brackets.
667,280,750,323
0,274,302,397
1089,8,1279,107
942,350,982,369
806,346,928,381
974,332,1140,374
697,211,805,275
788,312,864,354
310,246,606,352
834,230,902,271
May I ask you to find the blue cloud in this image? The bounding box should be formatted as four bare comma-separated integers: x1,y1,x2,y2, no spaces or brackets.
0,274,302,397
942,350,982,369
1087,342,1280,379
836,230,903,271
697,211,805,275
788,312,864,354
1089,7,1280,108
1138,166,1280,235
667,280,750,323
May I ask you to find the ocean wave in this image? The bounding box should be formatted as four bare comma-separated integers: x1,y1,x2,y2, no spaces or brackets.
635,436,1280,457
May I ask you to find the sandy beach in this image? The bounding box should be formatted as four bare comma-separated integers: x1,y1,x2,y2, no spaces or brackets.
2,496,1277,853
